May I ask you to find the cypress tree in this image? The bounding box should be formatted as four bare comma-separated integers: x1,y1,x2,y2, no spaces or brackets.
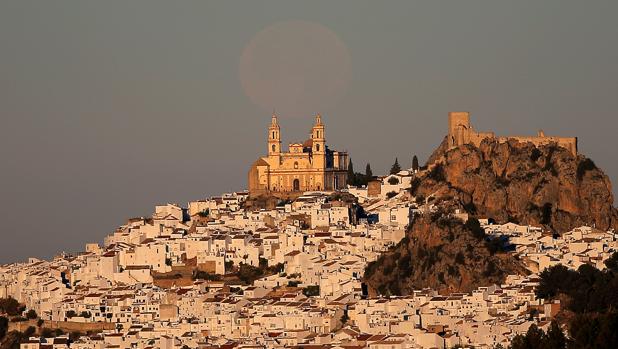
365,163,373,179
390,158,401,174
347,158,356,186
412,155,419,171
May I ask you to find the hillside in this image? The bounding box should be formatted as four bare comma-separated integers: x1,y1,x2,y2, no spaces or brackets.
365,138,618,295
364,214,528,295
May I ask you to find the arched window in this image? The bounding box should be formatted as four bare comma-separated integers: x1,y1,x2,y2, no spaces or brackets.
271,144,276,152
316,144,320,152
294,161,298,169
317,131,320,138
272,131,275,139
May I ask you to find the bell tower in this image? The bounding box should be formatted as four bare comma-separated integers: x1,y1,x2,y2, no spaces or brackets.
311,113,326,169
268,113,281,156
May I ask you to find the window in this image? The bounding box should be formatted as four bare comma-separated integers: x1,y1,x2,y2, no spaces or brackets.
316,144,320,151
272,144,276,152
294,162,298,169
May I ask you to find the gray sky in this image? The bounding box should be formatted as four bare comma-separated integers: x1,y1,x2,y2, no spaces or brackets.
1,1,617,263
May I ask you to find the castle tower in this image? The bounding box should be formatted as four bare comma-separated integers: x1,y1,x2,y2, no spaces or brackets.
448,111,471,148
268,113,281,156
311,113,326,168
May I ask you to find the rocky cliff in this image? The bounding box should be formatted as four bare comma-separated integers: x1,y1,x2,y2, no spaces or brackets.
420,138,618,233
364,214,528,295
364,139,618,295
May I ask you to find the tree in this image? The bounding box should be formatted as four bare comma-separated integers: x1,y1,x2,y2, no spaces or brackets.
365,163,373,179
0,297,21,316
510,324,546,349
347,158,356,186
65,310,77,319
545,321,566,349
303,285,320,297
0,316,8,340
390,158,401,174
70,331,84,341
224,260,234,273
605,251,618,273
41,328,55,338
25,309,37,319
192,270,222,281
412,155,419,171
23,326,36,338
238,263,264,285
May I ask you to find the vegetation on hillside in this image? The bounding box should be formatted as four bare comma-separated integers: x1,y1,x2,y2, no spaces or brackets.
509,253,618,348
237,260,284,285
364,216,525,295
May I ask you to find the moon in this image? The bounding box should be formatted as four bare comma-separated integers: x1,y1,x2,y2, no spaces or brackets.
239,20,352,118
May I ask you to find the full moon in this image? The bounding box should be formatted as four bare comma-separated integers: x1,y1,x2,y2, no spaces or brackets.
239,20,352,118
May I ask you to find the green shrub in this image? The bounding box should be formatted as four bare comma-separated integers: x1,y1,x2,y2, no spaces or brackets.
302,285,320,297
0,297,21,316
577,158,597,180
409,177,422,195
23,326,36,338
455,252,465,265
464,218,485,240
428,163,446,182
386,191,398,199
192,270,222,281
530,148,542,161
0,316,8,340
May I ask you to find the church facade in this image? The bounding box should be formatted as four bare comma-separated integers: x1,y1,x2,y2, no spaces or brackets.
248,114,348,195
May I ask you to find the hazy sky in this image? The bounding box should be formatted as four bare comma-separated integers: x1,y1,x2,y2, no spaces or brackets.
1,1,617,263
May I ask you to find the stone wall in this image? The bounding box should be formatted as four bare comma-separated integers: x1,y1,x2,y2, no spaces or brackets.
447,111,577,156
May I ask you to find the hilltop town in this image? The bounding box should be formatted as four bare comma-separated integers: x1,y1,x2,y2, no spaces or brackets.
1,113,617,349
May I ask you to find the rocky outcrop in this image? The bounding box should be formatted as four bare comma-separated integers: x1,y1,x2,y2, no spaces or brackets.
417,139,618,233
364,214,527,295
364,139,618,295
425,136,449,166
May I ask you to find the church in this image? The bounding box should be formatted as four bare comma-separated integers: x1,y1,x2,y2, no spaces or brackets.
248,114,349,195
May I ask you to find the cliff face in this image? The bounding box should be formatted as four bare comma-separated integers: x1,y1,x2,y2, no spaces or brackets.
364,139,618,295
419,139,617,233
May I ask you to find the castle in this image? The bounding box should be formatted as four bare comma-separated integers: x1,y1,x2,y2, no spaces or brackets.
448,111,578,156
248,114,349,195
